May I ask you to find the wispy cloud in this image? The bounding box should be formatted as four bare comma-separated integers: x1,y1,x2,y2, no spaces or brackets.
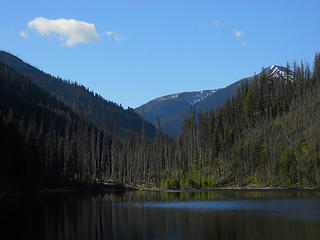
233,30,244,38
200,19,224,27
105,31,127,42
213,19,221,26
20,31,28,38
201,19,246,44
22,17,99,47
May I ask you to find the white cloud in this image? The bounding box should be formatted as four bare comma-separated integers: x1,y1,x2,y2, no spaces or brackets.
234,30,244,38
20,31,28,38
25,17,99,47
105,31,127,42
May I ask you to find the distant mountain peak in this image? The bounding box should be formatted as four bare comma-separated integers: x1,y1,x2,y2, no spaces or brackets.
135,88,221,136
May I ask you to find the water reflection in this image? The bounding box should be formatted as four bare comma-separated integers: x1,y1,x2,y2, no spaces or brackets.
1,190,320,240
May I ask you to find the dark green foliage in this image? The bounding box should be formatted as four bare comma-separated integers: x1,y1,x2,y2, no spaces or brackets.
0,62,104,190
163,177,180,189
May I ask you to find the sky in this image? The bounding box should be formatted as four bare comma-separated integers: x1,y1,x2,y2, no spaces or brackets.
0,0,319,108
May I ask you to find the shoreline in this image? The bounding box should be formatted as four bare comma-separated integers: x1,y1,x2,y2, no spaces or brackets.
1,184,319,197
135,184,320,191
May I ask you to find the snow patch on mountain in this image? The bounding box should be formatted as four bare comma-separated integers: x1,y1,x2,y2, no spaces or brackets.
268,65,293,81
155,89,220,106
157,93,180,101
188,89,219,106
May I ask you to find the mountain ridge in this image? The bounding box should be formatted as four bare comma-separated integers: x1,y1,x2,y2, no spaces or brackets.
0,50,156,138
135,64,291,137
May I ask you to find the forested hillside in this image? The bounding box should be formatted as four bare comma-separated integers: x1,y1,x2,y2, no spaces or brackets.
0,51,156,138
1,53,319,192
162,56,320,188
0,62,151,191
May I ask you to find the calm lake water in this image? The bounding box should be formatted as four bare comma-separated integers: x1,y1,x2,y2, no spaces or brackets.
1,190,320,240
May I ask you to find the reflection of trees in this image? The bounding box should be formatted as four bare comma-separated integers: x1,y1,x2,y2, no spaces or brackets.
4,192,316,240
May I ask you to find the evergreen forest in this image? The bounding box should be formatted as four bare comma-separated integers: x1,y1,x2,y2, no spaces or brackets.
0,53,320,192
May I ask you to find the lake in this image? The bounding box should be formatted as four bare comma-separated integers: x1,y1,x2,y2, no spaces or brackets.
1,190,320,240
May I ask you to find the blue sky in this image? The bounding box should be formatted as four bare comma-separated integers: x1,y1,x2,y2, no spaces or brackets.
1,0,319,108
